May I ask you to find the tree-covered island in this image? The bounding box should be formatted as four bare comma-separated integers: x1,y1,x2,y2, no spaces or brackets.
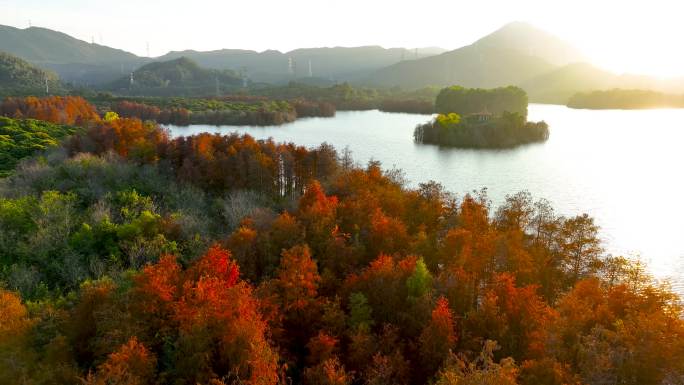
415,86,549,148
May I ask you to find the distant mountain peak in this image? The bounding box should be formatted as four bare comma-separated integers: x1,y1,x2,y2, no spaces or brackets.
474,22,585,66
479,21,557,40
106,55,242,94
496,21,541,31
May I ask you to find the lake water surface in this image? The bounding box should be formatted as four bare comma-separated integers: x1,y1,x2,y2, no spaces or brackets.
167,104,684,291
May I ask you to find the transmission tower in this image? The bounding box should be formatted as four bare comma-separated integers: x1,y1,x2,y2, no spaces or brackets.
239,67,249,88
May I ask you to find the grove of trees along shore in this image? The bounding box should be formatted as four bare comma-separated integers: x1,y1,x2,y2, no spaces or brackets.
0,96,683,385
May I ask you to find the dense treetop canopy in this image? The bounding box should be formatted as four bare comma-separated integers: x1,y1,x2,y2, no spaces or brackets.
0,96,682,385
435,85,528,118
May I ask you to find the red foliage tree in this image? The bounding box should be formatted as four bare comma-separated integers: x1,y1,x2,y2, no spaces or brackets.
274,244,321,312
84,337,157,385
419,297,457,378
465,273,555,361
0,96,100,125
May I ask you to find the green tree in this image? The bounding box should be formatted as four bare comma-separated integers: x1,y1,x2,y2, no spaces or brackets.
348,292,374,331
407,257,432,299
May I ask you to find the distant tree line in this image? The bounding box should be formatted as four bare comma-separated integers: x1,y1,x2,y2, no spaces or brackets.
291,99,336,118
568,88,684,109
254,82,440,114
104,98,331,126
253,82,380,110
0,52,63,98
111,100,192,125
0,96,101,125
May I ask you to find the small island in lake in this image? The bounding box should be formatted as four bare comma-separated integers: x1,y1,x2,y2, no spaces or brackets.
568,88,684,109
414,86,549,148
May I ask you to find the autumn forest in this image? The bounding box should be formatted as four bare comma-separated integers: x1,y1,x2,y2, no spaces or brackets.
0,96,682,385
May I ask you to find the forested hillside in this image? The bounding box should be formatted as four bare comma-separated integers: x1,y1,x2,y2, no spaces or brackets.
0,24,144,85
0,96,682,385
106,57,244,96
0,52,60,96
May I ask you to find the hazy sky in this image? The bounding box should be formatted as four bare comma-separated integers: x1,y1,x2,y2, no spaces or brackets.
2,0,683,77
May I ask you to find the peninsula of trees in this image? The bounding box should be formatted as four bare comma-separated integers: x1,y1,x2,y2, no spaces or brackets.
0,96,682,385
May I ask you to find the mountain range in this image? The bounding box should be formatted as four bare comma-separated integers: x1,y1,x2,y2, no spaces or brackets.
2,22,684,103
0,24,447,86
158,46,446,83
